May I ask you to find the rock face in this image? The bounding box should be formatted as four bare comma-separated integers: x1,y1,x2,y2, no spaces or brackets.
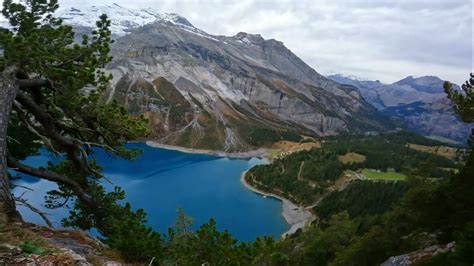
60,4,389,151
381,242,455,266
328,74,471,143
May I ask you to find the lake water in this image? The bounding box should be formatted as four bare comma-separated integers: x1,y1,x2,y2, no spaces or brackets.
12,143,289,241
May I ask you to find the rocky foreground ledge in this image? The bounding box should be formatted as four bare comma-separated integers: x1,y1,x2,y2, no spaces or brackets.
0,222,120,265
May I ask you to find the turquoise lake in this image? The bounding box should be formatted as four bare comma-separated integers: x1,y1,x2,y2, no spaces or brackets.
12,143,290,241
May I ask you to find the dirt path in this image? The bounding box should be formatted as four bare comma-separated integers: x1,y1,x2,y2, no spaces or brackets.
305,173,356,210
296,161,317,188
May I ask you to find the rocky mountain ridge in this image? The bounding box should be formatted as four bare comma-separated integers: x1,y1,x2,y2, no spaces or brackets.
328,74,471,143
56,4,390,151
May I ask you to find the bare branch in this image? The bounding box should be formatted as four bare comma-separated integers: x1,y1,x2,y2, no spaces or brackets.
55,195,70,209
14,197,53,228
17,190,29,199
82,141,121,156
7,136,21,145
12,184,34,191
148,257,156,266
53,50,89,68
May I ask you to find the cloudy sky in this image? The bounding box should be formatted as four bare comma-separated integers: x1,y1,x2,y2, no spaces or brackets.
2,0,472,84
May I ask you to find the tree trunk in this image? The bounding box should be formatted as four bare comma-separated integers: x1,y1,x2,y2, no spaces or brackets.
0,67,21,223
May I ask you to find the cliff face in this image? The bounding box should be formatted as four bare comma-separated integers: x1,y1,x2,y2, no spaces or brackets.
329,74,471,143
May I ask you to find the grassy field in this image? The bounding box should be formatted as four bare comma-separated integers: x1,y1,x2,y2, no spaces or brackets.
361,168,407,181
272,140,321,152
266,148,282,160
268,140,321,160
338,152,366,164
407,143,458,160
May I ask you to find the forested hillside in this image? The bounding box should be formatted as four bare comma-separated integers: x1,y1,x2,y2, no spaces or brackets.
245,131,461,206
243,128,473,265
315,180,410,225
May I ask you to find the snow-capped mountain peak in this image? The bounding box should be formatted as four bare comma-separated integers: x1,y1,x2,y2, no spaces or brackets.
57,3,195,36
140,9,194,28
329,73,370,82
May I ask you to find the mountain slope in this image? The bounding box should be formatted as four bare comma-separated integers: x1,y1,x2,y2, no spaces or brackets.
61,4,391,151
328,74,471,143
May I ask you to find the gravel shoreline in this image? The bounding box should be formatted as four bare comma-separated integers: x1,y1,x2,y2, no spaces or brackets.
240,171,315,237
145,141,268,159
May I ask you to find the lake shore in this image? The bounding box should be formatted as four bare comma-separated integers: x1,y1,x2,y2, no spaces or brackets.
146,141,314,236
145,141,268,159
240,171,315,237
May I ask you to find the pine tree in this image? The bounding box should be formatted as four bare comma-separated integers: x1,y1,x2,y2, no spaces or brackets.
444,73,474,146
0,0,149,238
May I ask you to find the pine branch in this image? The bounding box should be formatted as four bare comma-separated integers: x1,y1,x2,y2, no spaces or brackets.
12,184,34,192
7,154,96,209
15,90,92,173
13,102,61,155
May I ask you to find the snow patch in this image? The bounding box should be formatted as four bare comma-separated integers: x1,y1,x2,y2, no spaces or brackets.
56,3,198,36
329,73,370,82
242,37,252,45
179,27,221,43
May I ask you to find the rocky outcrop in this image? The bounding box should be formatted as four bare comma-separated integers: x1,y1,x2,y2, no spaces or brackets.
0,223,120,265
381,242,455,266
328,74,471,143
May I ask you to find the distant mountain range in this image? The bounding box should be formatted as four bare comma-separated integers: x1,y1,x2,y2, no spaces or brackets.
54,4,389,151
328,74,471,143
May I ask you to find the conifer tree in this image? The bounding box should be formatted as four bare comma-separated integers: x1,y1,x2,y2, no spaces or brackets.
444,73,474,146
0,0,149,238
